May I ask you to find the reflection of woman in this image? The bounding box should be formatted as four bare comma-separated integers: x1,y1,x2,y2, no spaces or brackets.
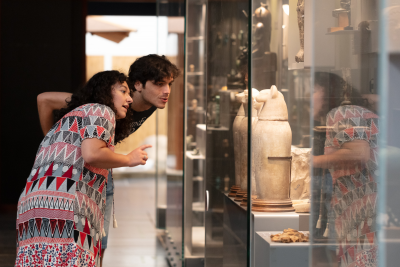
15,71,150,266
313,72,379,267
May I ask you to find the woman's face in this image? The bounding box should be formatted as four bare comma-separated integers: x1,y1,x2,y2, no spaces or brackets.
112,81,133,119
313,84,327,118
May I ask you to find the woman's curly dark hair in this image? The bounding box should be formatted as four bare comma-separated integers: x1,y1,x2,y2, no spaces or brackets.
314,71,372,111
55,70,134,144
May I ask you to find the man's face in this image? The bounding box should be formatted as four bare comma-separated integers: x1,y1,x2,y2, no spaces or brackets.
134,76,174,109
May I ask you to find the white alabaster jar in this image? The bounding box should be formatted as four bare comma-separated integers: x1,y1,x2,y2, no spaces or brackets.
253,85,292,203
238,88,261,194
233,92,245,187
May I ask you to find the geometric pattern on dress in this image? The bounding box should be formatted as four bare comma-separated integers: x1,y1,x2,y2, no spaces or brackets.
15,242,97,267
324,105,379,267
16,104,115,267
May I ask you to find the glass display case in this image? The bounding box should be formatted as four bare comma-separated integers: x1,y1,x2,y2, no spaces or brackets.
162,0,400,266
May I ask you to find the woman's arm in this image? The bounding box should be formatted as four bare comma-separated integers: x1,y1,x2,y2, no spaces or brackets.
313,140,370,169
81,138,152,169
37,92,72,135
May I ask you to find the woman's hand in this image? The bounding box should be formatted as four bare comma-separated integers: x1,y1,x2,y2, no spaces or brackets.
313,140,370,169
37,92,72,135
82,139,152,169
126,145,152,166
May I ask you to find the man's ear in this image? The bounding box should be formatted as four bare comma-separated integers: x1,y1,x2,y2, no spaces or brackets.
134,81,143,92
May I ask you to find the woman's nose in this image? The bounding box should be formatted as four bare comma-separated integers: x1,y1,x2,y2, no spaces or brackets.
127,95,133,103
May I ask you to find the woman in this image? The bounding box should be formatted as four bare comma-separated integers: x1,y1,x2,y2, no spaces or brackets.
313,72,379,267
15,71,150,267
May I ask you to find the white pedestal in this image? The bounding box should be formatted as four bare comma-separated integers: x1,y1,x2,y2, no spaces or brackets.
255,232,309,267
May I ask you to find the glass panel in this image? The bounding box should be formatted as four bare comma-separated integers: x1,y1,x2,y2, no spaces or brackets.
203,0,250,266
248,0,310,266
156,1,186,265
184,0,207,263
378,0,400,266
310,0,380,266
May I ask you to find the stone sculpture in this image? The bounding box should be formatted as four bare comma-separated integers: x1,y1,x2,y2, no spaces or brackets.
290,147,311,213
290,147,311,200
295,0,305,63
252,2,277,89
252,85,294,212
235,89,261,201
229,92,246,197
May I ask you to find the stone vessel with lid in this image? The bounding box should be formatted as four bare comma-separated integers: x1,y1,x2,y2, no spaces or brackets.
229,92,245,197
235,89,262,201
252,85,294,211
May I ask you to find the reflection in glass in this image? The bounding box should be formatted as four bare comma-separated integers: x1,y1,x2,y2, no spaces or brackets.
312,72,379,266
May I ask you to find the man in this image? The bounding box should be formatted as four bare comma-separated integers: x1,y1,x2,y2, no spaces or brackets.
37,54,180,266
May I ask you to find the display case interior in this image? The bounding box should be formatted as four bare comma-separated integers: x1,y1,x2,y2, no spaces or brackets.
165,0,400,266
183,0,207,264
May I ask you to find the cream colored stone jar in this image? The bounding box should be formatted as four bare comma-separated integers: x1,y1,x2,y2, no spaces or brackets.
252,85,294,212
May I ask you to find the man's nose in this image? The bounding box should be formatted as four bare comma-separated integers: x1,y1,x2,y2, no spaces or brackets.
163,84,171,94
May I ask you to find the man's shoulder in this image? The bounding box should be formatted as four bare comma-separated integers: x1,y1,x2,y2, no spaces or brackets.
130,106,157,132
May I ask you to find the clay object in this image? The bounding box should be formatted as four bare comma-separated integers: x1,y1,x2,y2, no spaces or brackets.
270,229,309,242
290,147,311,200
295,0,305,63
233,93,246,190
228,185,241,197
240,194,257,207
237,89,260,199
252,86,294,212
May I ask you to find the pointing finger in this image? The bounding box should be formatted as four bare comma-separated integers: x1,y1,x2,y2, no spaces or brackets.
140,144,152,150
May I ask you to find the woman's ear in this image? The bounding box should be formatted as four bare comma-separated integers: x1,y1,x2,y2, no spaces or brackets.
134,81,143,92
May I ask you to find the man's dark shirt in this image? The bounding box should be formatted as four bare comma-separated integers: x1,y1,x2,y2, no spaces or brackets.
130,106,157,133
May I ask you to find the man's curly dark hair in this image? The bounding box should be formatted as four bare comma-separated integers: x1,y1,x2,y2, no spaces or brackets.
55,70,134,144
128,54,180,89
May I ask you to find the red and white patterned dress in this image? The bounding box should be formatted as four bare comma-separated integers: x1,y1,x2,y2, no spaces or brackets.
15,103,116,267
325,105,379,267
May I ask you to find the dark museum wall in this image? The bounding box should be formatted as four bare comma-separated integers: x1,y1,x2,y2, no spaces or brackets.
0,0,87,207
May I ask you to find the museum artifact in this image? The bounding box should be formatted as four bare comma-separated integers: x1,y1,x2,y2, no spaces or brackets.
290,147,311,212
235,89,261,201
240,193,257,207
252,2,277,89
270,229,309,243
328,0,353,33
290,147,311,200
295,0,305,62
252,85,294,211
229,92,246,197
340,67,352,105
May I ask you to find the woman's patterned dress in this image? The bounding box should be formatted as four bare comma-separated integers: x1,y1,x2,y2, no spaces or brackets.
325,105,379,267
15,104,116,267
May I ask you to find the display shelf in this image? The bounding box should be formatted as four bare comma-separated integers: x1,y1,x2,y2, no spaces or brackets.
187,36,204,41
187,72,204,76
326,29,358,35
255,232,309,267
186,151,205,160
289,62,304,70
